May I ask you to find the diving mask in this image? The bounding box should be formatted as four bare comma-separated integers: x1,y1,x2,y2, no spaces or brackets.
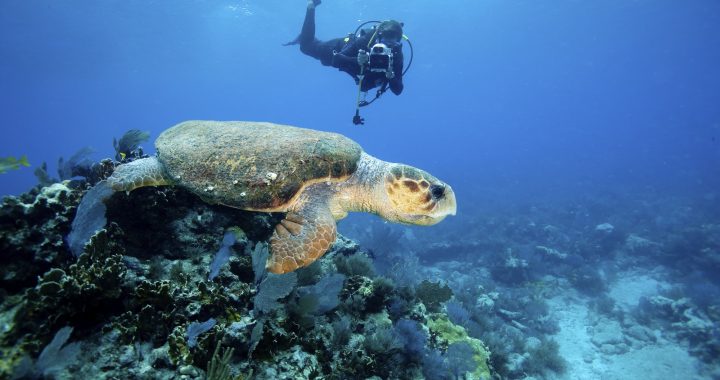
378,33,402,47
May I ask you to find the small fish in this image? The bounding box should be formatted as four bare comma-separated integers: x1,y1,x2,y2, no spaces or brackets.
0,155,30,174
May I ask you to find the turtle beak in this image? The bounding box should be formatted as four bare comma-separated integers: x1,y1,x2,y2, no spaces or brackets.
430,184,456,220
409,184,456,226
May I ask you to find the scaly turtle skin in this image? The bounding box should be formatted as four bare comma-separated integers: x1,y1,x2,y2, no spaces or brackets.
71,120,457,274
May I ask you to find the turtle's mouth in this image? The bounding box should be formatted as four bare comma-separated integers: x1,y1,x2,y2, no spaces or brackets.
399,214,440,226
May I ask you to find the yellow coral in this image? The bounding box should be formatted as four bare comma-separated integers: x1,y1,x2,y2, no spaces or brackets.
0,343,28,378
428,316,492,380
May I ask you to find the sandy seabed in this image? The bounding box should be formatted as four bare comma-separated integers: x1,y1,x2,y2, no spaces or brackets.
552,273,706,380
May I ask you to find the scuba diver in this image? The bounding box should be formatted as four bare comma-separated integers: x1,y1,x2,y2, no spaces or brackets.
284,0,413,125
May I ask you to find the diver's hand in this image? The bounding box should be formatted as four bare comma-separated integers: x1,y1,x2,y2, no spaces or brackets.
357,50,369,67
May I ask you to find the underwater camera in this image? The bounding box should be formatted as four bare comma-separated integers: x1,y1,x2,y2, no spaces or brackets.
368,43,394,77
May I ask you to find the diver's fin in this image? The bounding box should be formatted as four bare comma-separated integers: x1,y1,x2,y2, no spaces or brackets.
282,36,300,46
284,0,320,46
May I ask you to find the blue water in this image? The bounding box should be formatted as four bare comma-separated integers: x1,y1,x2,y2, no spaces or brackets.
2,0,718,202
2,2,720,377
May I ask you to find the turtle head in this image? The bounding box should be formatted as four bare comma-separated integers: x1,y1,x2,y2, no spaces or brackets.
381,164,457,225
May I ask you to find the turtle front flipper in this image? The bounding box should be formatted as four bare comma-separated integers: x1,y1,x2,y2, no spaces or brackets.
107,156,172,191
67,157,171,256
267,201,337,274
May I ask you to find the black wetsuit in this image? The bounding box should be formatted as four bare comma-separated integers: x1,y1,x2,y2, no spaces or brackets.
293,7,404,94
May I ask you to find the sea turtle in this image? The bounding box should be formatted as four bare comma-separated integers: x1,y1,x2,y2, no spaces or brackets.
69,120,456,273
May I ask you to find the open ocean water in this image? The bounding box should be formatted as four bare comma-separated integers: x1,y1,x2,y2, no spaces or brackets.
1,1,719,379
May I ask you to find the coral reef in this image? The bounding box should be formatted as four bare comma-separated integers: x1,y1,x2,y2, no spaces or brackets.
427,316,491,379
0,178,491,379
2,158,718,379
0,183,81,294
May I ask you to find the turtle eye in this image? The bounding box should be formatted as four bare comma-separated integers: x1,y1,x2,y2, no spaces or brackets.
430,184,445,199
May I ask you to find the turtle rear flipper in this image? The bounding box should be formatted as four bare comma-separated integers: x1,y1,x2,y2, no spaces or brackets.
67,157,172,256
267,201,337,274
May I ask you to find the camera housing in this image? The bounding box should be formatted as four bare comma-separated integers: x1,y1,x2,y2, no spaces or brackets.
368,43,393,74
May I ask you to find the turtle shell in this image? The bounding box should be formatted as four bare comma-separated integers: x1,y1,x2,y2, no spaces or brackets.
156,120,362,210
